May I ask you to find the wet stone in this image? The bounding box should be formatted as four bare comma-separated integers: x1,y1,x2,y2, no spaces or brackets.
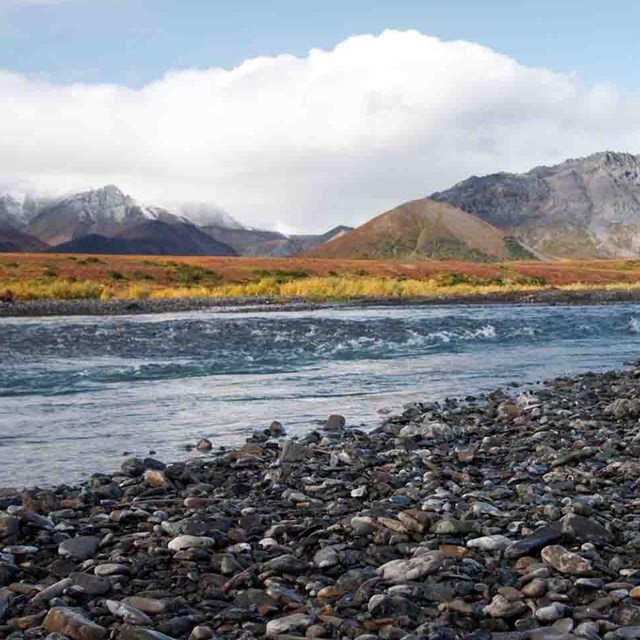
324,414,346,431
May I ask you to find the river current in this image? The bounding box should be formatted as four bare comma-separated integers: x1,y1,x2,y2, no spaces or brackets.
1,303,638,486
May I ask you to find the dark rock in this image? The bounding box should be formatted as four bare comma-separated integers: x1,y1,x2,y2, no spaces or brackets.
505,524,563,559
58,536,101,561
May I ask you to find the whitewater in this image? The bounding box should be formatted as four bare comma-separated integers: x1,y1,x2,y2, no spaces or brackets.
0,302,638,486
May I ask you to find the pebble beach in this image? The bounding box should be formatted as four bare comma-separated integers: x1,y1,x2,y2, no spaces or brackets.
2,365,640,639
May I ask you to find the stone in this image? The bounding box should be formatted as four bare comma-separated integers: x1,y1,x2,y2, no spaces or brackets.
604,628,640,640
0,515,19,540
117,627,178,640
70,572,111,596
378,551,446,584
561,513,612,545
268,421,285,436
122,597,167,615
43,607,107,640
522,578,548,598
94,563,130,577
263,554,307,574
121,458,145,477
32,577,73,602
535,602,570,623
506,524,563,559
278,440,309,463
189,626,214,640
456,443,479,463
432,519,477,535
484,594,528,619
143,469,167,488
58,536,100,561
467,535,512,552
541,545,592,575
266,613,315,635
167,535,215,551
324,414,346,431
196,439,212,452
106,599,154,625
313,545,340,569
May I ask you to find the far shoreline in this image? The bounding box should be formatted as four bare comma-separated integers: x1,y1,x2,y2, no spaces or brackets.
2,286,640,317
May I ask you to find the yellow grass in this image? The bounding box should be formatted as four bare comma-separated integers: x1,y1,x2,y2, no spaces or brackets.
3,254,640,302
7,276,640,303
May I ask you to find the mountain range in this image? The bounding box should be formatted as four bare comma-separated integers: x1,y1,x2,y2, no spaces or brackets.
3,151,640,259
0,185,347,257
313,151,640,261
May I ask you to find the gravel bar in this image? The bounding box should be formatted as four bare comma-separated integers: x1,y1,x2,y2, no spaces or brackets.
3,365,640,638
2,288,640,318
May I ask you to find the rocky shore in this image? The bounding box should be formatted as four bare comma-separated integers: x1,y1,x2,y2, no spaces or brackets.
2,366,640,639
1,287,640,317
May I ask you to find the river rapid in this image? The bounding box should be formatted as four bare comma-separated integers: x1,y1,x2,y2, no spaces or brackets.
1,302,638,486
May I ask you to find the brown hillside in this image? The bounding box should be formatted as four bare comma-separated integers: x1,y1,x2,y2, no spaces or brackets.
308,199,528,261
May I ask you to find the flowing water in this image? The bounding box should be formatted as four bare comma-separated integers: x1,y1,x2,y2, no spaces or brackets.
1,303,639,486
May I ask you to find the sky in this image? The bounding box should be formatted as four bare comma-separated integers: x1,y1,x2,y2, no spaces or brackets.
1,0,640,232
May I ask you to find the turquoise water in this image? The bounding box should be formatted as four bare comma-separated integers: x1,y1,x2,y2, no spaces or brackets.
1,303,638,486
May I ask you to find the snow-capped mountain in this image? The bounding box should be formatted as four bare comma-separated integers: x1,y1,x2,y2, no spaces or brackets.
27,185,192,246
0,183,345,256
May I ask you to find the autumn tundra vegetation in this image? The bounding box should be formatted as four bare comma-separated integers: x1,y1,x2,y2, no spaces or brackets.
1,253,640,302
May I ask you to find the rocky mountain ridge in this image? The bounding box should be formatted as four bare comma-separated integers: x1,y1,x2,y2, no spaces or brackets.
431,151,640,258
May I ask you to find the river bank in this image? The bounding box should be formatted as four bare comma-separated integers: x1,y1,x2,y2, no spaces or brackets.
3,286,640,317
1,365,640,639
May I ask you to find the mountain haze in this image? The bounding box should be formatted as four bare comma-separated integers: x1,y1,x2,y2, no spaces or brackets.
203,225,352,257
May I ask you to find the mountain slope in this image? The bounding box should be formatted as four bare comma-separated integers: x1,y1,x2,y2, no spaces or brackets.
0,227,48,252
49,220,236,256
309,199,531,261
0,194,24,231
431,151,640,258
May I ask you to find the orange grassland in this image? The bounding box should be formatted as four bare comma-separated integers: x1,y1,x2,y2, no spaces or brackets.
2,253,640,301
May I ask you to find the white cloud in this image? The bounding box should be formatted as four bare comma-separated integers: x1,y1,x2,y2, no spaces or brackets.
1,29,639,232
